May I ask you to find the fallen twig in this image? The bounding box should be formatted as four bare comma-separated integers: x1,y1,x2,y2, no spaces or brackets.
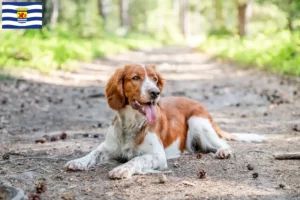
88,93,105,98
16,167,39,173
138,170,173,175
0,157,70,164
181,181,196,187
274,152,300,160
149,170,173,174
247,150,272,154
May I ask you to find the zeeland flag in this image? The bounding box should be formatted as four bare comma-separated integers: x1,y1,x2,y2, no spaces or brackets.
2,2,42,29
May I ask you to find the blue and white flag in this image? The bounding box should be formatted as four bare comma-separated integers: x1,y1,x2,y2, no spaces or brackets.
2,2,42,29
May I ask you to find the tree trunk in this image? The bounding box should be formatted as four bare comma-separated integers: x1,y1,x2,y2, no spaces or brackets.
179,0,189,39
237,2,247,37
157,0,164,33
42,0,51,28
98,0,104,18
98,0,111,31
287,0,294,31
98,0,110,20
215,0,224,29
143,10,148,34
119,0,129,28
50,0,59,29
287,18,293,31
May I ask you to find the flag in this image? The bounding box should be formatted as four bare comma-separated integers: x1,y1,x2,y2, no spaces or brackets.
2,2,42,29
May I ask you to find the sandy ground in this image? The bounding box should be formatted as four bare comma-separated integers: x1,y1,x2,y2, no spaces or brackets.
1,46,300,200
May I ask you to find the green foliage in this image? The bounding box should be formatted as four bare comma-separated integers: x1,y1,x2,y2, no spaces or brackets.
0,0,181,74
199,31,300,76
128,0,159,32
256,0,300,30
208,28,234,36
2,0,300,77
0,29,162,73
54,0,104,38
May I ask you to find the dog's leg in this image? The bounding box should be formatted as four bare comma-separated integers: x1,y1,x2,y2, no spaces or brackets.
187,117,232,159
64,125,118,170
64,142,110,170
108,132,167,179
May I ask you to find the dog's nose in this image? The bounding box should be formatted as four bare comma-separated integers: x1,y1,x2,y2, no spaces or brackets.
149,88,160,99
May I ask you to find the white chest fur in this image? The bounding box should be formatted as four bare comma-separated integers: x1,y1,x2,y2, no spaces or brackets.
110,106,148,160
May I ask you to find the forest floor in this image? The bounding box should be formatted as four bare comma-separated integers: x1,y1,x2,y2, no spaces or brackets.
1,46,300,200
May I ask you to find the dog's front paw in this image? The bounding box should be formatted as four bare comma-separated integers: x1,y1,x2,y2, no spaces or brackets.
109,165,134,179
64,156,95,171
215,148,232,159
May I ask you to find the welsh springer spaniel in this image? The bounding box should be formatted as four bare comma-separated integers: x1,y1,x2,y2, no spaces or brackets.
65,64,265,179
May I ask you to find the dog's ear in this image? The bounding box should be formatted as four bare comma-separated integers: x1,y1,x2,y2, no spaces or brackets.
156,71,165,92
105,67,126,110
151,65,165,92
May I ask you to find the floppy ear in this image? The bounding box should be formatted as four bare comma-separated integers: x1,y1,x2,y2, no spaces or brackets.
151,65,165,92
156,72,165,92
105,68,126,110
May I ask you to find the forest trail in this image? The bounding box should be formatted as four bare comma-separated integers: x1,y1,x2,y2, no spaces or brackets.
1,46,300,199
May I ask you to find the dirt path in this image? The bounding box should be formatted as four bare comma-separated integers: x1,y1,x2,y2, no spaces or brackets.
1,46,300,200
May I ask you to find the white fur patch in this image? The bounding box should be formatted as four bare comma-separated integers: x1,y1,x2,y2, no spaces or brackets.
186,117,232,158
139,133,163,152
232,133,266,143
140,64,158,97
164,137,181,159
138,132,167,170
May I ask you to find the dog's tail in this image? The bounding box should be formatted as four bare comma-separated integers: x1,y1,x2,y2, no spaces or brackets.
213,125,266,143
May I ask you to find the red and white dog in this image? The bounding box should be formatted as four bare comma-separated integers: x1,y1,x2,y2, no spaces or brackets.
65,64,265,179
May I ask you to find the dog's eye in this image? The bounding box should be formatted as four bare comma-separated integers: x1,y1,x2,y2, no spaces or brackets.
132,76,140,80
153,77,158,82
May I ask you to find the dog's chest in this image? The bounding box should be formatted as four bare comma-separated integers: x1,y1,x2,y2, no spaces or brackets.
115,115,147,160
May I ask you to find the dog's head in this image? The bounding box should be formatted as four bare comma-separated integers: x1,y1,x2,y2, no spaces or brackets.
105,64,164,123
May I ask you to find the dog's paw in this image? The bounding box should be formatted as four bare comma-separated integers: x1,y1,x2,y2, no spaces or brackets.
215,148,232,159
64,156,95,171
109,165,134,179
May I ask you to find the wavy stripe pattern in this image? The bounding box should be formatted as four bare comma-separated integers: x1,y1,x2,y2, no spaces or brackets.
2,21,42,26
3,9,42,14
2,25,42,29
2,2,42,6
2,17,42,22
2,5,42,10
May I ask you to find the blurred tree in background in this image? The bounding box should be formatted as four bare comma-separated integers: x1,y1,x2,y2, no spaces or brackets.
1,0,300,75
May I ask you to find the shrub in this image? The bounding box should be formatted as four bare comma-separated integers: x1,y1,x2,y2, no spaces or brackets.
199,31,300,76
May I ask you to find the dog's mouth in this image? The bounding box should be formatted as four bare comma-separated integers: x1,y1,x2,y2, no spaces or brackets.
132,99,157,123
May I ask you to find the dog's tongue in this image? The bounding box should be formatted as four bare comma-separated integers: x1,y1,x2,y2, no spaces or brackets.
143,104,156,123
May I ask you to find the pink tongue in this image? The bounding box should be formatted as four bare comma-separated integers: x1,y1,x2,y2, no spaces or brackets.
144,104,157,123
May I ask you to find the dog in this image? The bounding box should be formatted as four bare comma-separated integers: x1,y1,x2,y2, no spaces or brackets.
64,64,265,179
